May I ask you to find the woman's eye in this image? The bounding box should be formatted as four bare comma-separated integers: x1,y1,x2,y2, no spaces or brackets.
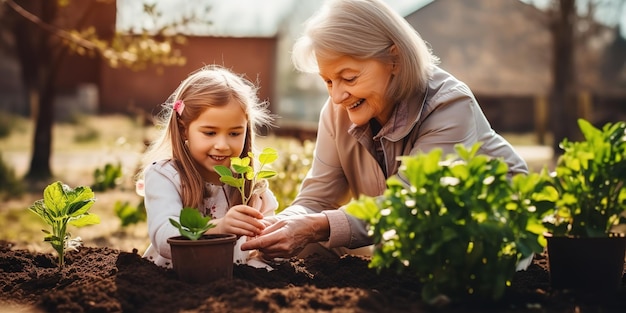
344,76,357,83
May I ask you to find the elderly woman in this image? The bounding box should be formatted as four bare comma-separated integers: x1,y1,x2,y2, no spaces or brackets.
242,0,528,259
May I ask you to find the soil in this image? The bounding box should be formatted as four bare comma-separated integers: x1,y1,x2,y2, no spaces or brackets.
1,241,625,313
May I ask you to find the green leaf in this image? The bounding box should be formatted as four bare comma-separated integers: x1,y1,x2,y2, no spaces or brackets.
169,218,182,229
43,181,68,217
259,147,278,164
171,207,215,240
214,165,234,177
231,156,251,168
69,213,101,227
257,170,277,179
232,164,251,175
219,176,243,188
345,196,380,221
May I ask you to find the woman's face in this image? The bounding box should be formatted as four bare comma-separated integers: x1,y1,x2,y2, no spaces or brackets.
317,54,395,126
185,100,248,184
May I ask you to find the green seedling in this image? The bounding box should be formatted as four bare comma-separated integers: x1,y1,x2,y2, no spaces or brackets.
214,147,279,205
28,181,100,267
169,207,216,240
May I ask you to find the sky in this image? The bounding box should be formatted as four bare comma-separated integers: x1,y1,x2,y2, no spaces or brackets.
116,0,433,37
117,0,625,38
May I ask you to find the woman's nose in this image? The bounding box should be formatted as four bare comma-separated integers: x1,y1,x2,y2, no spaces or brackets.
331,87,349,104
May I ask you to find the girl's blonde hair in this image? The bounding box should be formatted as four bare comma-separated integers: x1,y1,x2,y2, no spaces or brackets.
291,0,439,105
140,65,274,208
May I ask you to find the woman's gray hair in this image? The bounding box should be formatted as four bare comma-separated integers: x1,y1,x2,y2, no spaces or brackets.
292,0,439,104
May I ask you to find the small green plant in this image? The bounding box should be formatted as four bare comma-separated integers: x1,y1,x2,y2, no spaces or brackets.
92,162,123,192
114,199,146,227
28,181,101,267
214,147,279,205
169,207,215,240
0,152,24,200
543,119,626,237
346,143,556,302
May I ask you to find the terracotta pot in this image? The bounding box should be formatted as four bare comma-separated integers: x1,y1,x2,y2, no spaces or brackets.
167,234,237,283
546,235,626,292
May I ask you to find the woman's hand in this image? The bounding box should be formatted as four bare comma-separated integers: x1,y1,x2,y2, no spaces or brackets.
211,205,265,237
241,213,330,258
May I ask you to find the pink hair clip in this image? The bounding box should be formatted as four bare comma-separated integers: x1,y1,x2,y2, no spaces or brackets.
173,100,185,116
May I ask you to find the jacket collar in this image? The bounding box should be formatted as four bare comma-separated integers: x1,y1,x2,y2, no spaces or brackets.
348,89,428,142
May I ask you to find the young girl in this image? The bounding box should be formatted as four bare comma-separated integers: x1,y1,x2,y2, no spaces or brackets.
138,65,277,269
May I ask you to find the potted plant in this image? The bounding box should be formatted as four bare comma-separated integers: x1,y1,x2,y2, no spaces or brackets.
541,118,626,291
346,143,556,304
167,207,236,283
167,147,278,283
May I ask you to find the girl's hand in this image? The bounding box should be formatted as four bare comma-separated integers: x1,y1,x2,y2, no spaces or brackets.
212,205,265,237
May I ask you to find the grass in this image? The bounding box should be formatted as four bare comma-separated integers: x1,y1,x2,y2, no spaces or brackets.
0,113,314,254
0,113,552,255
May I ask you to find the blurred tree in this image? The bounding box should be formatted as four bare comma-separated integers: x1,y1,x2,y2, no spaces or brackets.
549,0,577,156
0,0,208,180
535,0,624,155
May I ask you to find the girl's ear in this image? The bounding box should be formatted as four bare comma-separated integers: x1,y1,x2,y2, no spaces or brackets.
178,121,188,141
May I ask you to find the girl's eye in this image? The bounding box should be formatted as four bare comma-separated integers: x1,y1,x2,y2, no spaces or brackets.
229,132,242,137
203,131,216,136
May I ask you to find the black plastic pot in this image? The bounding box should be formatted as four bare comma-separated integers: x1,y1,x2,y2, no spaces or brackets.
167,234,236,283
546,235,626,292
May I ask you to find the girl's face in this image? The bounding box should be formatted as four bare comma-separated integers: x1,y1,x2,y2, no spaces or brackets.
185,100,248,184
317,54,396,126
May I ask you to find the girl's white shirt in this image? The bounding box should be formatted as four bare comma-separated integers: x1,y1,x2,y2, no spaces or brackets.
140,159,277,270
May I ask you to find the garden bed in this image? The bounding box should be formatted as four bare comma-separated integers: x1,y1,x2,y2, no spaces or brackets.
1,240,625,313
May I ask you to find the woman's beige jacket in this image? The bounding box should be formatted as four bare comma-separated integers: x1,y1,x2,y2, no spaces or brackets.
279,66,528,249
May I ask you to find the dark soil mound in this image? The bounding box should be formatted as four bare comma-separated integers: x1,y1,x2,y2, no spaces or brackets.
1,240,625,313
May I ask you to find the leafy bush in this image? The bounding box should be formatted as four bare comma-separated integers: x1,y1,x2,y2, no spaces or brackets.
0,111,14,139
114,199,146,227
265,139,314,212
0,152,24,200
544,119,626,237
347,143,556,302
92,162,123,191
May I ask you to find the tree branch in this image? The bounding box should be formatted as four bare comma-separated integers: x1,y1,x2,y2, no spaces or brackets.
5,0,99,51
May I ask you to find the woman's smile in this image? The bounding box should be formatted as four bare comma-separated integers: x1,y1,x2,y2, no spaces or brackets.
347,99,364,110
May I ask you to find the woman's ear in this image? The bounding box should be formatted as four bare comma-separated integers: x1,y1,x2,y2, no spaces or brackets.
388,44,400,75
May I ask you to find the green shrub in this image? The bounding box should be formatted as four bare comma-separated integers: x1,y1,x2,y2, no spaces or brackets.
114,199,146,227
0,152,24,200
347,143,556,303
266,139,314,212
92,162,123,191
543,119,626,237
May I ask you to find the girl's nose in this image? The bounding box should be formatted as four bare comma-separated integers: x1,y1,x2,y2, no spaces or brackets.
214,136,229,149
